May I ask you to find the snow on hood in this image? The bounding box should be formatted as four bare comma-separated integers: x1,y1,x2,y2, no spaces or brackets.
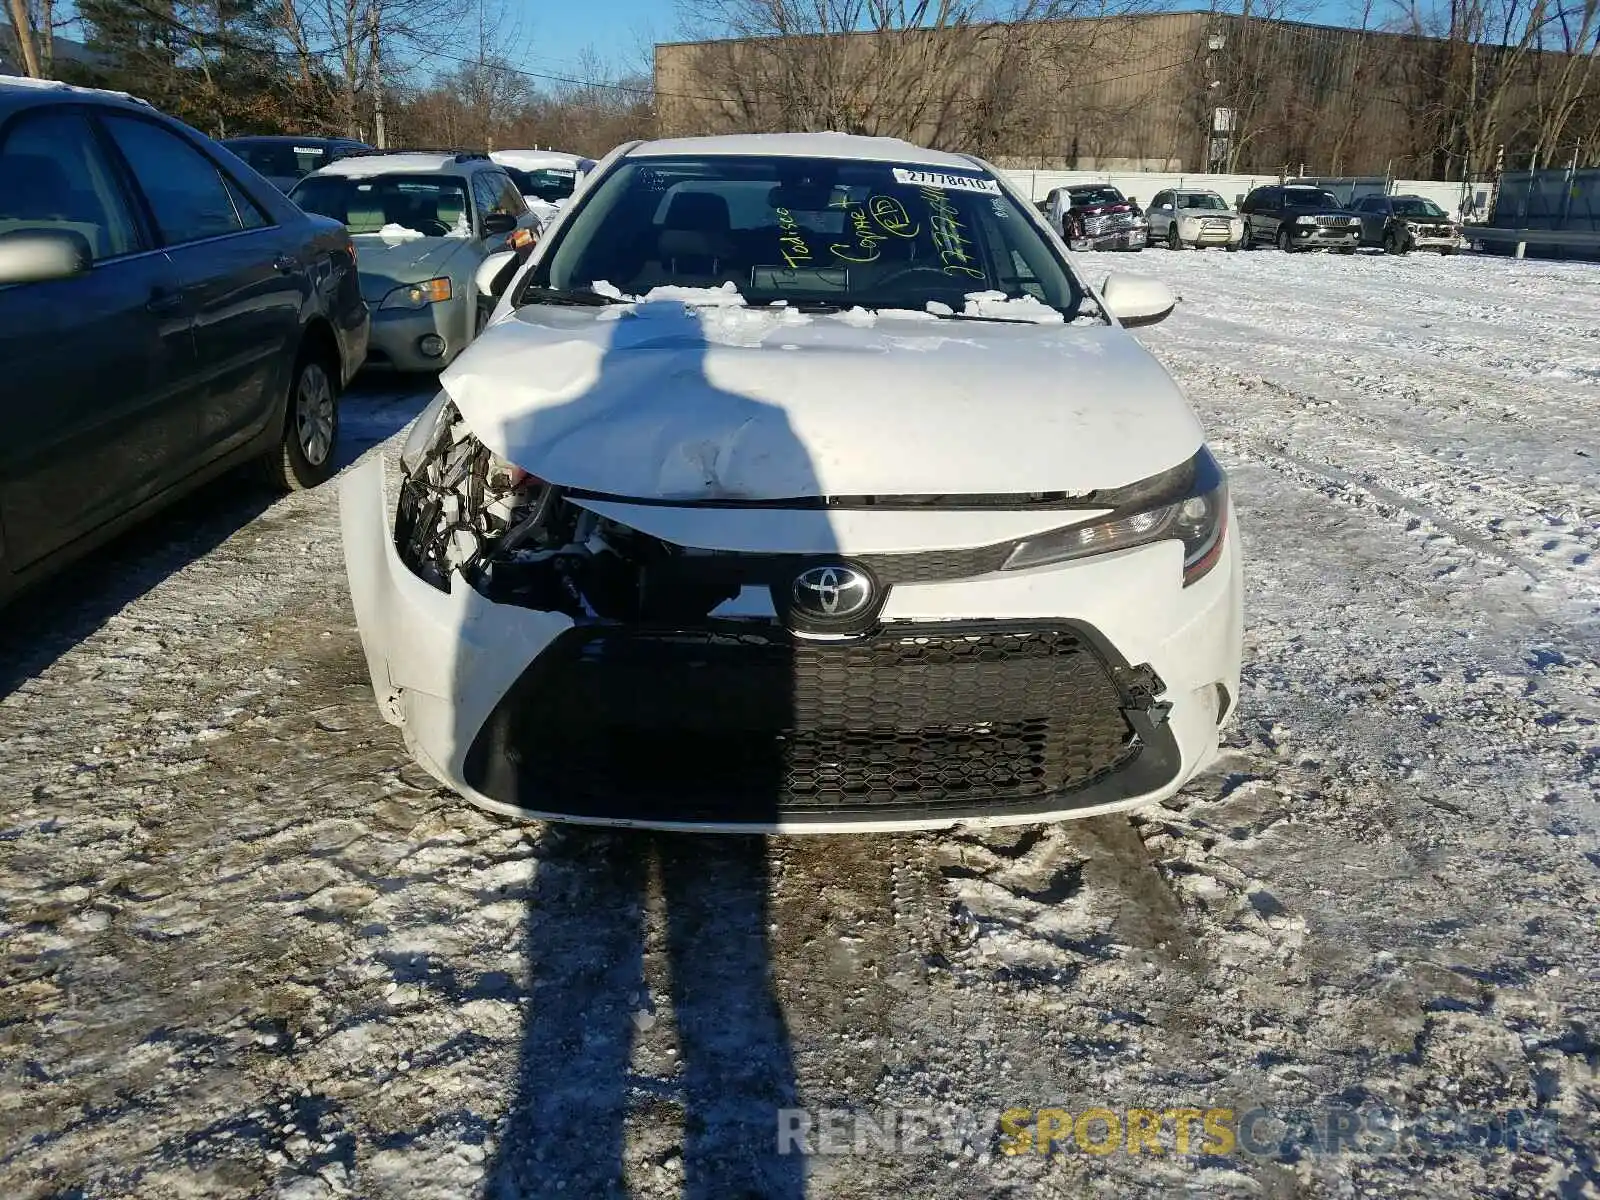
351,235,472,303
441,300,1203,501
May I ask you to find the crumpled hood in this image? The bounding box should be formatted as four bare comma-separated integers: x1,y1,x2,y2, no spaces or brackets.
352,235,471,303
441,301,1204,501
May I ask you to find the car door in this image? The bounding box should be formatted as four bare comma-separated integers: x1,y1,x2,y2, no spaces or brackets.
100,113,304,464
0,104,196,573
1248,187,1286,243
1360,197,1390,244
1239,188,1260,242
1149,191,1173,238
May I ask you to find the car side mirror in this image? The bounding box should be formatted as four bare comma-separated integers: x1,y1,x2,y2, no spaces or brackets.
0,229,92,286
475,249,518,302
482,211,518,237
1101,273,1176,328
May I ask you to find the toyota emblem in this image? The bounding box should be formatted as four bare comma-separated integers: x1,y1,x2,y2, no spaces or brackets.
792,564,873,620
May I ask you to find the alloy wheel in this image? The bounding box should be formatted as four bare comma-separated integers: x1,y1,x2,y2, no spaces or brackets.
295,363,336,468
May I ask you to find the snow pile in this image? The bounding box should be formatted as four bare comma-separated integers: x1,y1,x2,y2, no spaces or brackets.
959,290,1066,323
364,223,424,243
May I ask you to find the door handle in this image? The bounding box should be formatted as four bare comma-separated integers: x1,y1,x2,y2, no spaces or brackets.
146,288,185,315
273,255,297,274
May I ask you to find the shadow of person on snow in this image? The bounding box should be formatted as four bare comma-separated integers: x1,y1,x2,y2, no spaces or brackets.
474,294,829,1198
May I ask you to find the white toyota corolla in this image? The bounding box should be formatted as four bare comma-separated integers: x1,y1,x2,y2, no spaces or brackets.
342,133,1243,833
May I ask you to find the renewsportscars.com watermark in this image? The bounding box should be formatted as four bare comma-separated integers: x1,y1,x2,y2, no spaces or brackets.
775,1105,1561,1158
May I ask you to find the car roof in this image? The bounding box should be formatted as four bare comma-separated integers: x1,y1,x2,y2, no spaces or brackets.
0,73,153,113
314,151,490,178
225,135,368,147
624,132,981,170
1174,188,1223,195
491,149,582,171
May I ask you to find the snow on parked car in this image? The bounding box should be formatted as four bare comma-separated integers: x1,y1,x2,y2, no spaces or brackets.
341,132,1243,833
290,151,541,371
489,149,588,230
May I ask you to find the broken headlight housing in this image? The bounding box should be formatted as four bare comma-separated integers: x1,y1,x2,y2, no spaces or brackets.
393,399,738,621
1001,447,1228,585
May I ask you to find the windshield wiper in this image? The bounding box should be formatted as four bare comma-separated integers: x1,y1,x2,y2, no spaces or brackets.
930,310,1065,324
520,285,629,307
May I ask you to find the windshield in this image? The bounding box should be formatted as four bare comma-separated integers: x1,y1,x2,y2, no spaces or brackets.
524,155,1088,317
506,167,576,203
1283,188,1341,209
291,174,472,237
1068,187,1125,208
1178,193,1228,211
228,142,327,180
1392,197,1448,219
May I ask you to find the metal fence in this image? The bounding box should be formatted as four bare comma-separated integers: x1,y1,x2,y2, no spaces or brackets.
1486,169,1600,260
1492,169,1600,232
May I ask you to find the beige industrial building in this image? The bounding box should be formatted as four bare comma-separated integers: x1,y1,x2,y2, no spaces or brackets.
655,13,1574,179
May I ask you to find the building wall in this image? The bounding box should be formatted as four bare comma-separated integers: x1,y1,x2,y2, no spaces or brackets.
655,15,1583,177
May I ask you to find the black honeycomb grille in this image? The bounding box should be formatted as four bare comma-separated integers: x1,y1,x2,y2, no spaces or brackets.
464,623,1147,823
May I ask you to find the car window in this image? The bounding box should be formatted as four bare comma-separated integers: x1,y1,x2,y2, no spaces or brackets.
223,175,270,230
0,110,144,261
293,173,472,237
227,140,328,180
1283,188,1340,209
1151,192,1171,209
505,167,575,204
1067,187,1124,208
1392,197,1448,219
102,115,244,244
494,173,528,215
527,154,1089,318
1179,193,1228,211
473,171,523,221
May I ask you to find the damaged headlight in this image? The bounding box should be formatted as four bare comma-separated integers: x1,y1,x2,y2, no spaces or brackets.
1001,447,1229,585
400,390,453,474
393,399,739,621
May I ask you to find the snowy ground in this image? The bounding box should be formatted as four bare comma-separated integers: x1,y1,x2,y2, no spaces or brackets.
2,250,1597,1200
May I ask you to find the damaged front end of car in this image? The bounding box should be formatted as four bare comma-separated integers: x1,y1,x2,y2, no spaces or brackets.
393,394,741,624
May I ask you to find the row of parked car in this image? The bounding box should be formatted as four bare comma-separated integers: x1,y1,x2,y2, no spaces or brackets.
1038,182,1464,255
0,74,588,604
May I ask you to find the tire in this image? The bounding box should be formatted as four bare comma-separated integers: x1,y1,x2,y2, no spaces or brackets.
1166,224,1182,251
262,347,340,492
1439,247,1457,256
1277,227,1295,252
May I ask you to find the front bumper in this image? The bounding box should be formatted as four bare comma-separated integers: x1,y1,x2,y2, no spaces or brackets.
341,457,1244,833
1287,222,1360,248
1070,227,1148,252
362,297,473,372
1178,221,1243,247
1407,230,1460,250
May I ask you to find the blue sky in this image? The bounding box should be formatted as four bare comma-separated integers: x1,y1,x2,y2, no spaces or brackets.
447,0,674,83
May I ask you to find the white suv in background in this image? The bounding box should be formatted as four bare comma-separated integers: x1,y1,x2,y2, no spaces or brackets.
1145,189,1245,250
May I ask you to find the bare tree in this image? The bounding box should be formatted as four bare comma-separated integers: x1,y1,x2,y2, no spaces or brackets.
669,0,1160,161
271,0,464,140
